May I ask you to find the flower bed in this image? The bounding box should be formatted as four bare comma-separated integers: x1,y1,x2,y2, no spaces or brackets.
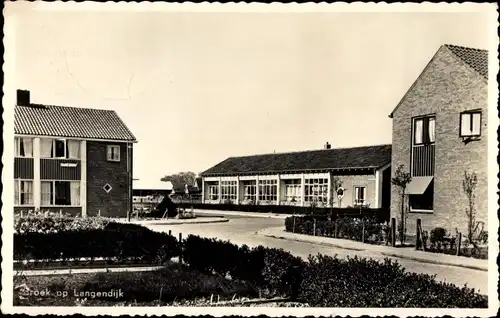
420,227,488,260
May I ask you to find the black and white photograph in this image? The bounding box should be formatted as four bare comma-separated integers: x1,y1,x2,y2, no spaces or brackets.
2,2,498,316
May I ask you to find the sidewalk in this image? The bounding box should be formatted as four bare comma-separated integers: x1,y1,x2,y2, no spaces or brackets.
193,209,299,219
257,227,488,272
115,217,229,225
15,265,165,276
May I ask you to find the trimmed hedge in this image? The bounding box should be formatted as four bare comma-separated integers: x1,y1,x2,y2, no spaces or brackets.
285,215,388,244
14,221,180,264
300,254,487,307
14,214,109,234
177,202,390,219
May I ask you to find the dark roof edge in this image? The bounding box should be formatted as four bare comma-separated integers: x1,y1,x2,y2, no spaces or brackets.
14,132,137,143
200,162,391,177
388,45,446,119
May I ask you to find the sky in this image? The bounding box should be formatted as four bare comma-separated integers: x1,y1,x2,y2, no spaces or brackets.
10,4,494,185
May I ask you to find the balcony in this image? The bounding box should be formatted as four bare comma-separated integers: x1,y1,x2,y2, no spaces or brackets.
412,144,435,177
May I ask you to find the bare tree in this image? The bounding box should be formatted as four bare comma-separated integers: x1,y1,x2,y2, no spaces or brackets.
391,164,412,245
463,170,481,250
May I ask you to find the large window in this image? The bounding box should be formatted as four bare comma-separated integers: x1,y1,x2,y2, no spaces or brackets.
409,180,434,211
41,181,80,206
284,179,301,203
14,180,33,205
460,110,481,137
107,145,121,162
413,116,435,145
243,181,257,201
40,138,80,159
354,186,366,206
221,180,237,202
258,179,277,202
304,178,328,204
15,137,33,157
207,183,219,201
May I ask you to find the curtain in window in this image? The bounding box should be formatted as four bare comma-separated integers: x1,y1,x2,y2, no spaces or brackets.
14,180,19,205
70,182,81,206
461,113,471,136
40,139,53,158
41,181,52,205
67,140,80,159
472,113,481,135
21,181,33,205
22,138,33,157
414,120,423,144
428,118,435,143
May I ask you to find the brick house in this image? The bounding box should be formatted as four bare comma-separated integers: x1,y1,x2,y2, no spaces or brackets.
389,44,488,235
200,143,392,209
14,89,137,217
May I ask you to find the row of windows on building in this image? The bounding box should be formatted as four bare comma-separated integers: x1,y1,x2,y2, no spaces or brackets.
206,179,367,205
15,137,121,162
14,179,80,206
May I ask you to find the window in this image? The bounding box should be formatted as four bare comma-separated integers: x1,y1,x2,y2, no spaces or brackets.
460,111,482,137
354,186,366,206
15,137,33,157
410,181,434,211
107,145,121,162
41,181,80,206
221,180,237,202
14,180,33,205
413,116,435,145
284,179,301,203
243,181,257,201
40,138,80,159
208,184,219,201
258,179,277,202
304,178,328,204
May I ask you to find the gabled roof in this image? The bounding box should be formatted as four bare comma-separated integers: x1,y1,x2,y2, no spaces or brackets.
389,44,488,118
15,104,136,141
201,144,392,177
445,44,488,79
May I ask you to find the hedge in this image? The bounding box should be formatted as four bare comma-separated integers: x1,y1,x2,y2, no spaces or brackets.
14,221,180,264
285,215,389,244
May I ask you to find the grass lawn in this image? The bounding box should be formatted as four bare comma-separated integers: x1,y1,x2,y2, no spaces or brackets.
14,262,260,306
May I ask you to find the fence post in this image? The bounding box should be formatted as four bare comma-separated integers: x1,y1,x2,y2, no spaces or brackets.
292,215,296,233
178,233,183,264
456,232,462,256
415,219,422,250
391,218,396,247
313,218,316,236
334,217,338,238
168,230,172,236
361,217,365,243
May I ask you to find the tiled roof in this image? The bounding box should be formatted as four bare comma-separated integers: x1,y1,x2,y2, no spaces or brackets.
201,144,392,176
445,44,488,79
15,104,136,141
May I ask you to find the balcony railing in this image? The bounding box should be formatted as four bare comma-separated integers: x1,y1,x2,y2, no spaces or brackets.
412,144,435,177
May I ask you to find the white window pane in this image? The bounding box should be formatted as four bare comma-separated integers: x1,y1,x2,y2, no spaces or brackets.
472,113,481,135
67,140,80,159
14,180,19,205
414,119,423,144
40,139,53,158
71,182,81,206
461,113,471,136
428,118,435,143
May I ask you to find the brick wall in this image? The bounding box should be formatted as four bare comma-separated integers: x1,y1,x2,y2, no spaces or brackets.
86,141,133,217
391,46,488,235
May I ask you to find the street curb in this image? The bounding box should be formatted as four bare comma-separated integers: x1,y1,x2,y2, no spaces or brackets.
258,231,488,272
128,218,229,226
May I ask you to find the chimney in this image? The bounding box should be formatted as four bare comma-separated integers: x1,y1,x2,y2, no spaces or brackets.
17,89,30,106
324,142,331,150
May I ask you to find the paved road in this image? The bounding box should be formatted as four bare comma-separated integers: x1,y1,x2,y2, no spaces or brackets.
146,214,489,295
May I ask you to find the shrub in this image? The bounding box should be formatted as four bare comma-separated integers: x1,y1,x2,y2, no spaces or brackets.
299,254,487,308
262,248,305,299
14,221,180,264
14,215,109,234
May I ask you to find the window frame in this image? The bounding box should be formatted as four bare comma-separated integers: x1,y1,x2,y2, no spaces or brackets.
14,179,34,206
459,110,482,138
220,180,238,202
243,181,257,201
258,179,278,202
40,180,81,207
353,186,366,206
107,145,121,162
304,178,328,204
14,137,34,158
413,115,436,146
207,184,219,201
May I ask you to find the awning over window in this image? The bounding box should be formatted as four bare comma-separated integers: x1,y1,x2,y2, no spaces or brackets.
406,176,433,195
